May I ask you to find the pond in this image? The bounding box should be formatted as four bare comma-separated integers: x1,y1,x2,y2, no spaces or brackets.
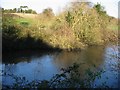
1,44,119,88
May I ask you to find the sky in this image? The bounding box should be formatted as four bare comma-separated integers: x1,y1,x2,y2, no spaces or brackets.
0,0,119,18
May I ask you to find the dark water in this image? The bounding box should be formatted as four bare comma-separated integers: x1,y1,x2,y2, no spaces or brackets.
1,45,119,88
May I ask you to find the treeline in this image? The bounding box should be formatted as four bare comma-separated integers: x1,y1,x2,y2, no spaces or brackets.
2,6,37,14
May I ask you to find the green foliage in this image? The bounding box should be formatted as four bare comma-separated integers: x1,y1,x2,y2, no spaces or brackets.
2,14,21,40
94,3,106,15
65,11,74,27
42,8,54,17
20,21,29,27
66,3,104,45
3,25,21,39
2,2,118,51
25,9,37,14
50,18,65,30
2,6,37,14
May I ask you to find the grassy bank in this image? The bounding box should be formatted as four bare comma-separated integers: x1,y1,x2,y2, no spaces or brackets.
2,2,118,51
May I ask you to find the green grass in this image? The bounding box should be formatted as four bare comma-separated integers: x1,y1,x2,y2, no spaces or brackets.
15,18,32,25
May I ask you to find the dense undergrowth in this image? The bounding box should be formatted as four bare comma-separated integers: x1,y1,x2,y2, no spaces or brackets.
2,2,118,51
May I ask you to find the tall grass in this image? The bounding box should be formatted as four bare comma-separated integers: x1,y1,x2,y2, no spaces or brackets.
2,2,118,51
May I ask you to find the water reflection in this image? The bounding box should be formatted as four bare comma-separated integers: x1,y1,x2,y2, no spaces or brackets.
1,45,119,87
53,46,105,75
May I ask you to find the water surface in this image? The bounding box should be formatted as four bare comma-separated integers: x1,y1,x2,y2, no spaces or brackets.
1,45,119,88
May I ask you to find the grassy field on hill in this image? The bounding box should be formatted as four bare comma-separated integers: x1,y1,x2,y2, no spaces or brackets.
2,2,118,51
